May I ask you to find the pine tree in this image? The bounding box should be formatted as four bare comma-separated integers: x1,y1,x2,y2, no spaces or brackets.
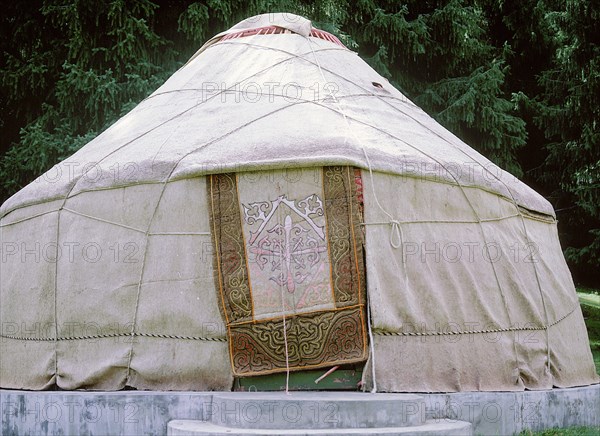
533,0,600,278
341,0,528,176
1,0,178,195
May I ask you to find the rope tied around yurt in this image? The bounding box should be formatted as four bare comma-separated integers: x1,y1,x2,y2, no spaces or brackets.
361,219,404,249
0,331,227,342
359,212,535,254
388,220,403,249
0,301,577,342
371,303,578,337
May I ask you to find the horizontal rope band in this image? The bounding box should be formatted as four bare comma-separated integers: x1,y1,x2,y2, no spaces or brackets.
362,213,521,227
373,304,577,337
0,332,227,342
1,304,577,344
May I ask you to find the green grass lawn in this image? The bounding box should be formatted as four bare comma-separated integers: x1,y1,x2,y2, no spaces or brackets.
578,288,600,375
519,427,600,436
577,291,600,309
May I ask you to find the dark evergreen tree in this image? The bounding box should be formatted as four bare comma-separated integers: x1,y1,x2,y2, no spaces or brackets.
533,0,600,281
1,0,178,194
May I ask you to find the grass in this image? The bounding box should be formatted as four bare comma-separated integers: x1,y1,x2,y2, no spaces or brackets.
576,286,600,295
519,427,600,435
578,287,600,375
577,292,600,309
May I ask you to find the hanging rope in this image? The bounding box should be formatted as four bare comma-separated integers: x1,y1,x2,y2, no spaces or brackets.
304,35,387,392
280,286,291,394
365,293,378,393
388,220,402,249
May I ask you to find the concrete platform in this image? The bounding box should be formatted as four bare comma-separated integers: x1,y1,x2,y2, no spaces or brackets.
167,419,473,435
422,384,600,435
1,385,599,435
209,392,425,429
167,392,470,436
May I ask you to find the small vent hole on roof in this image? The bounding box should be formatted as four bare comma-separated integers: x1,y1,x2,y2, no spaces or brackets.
372,82,384,89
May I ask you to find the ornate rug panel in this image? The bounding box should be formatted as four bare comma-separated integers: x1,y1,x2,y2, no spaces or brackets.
229,306,366,375
209,166,367,376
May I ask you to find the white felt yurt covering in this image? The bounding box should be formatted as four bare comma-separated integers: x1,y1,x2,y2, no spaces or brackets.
1,13,598,392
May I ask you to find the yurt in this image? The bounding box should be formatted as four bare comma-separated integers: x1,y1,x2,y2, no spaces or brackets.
1,13,598,394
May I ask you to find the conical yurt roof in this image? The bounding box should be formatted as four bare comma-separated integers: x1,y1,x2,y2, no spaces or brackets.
0,13,552,219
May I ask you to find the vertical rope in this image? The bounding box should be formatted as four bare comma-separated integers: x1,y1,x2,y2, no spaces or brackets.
304,36,394,391
366,292,377,393
52,209,62,385
278,217,291,394
281,311,291,394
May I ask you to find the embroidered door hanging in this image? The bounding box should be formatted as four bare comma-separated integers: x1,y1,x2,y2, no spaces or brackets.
208,166,367,376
